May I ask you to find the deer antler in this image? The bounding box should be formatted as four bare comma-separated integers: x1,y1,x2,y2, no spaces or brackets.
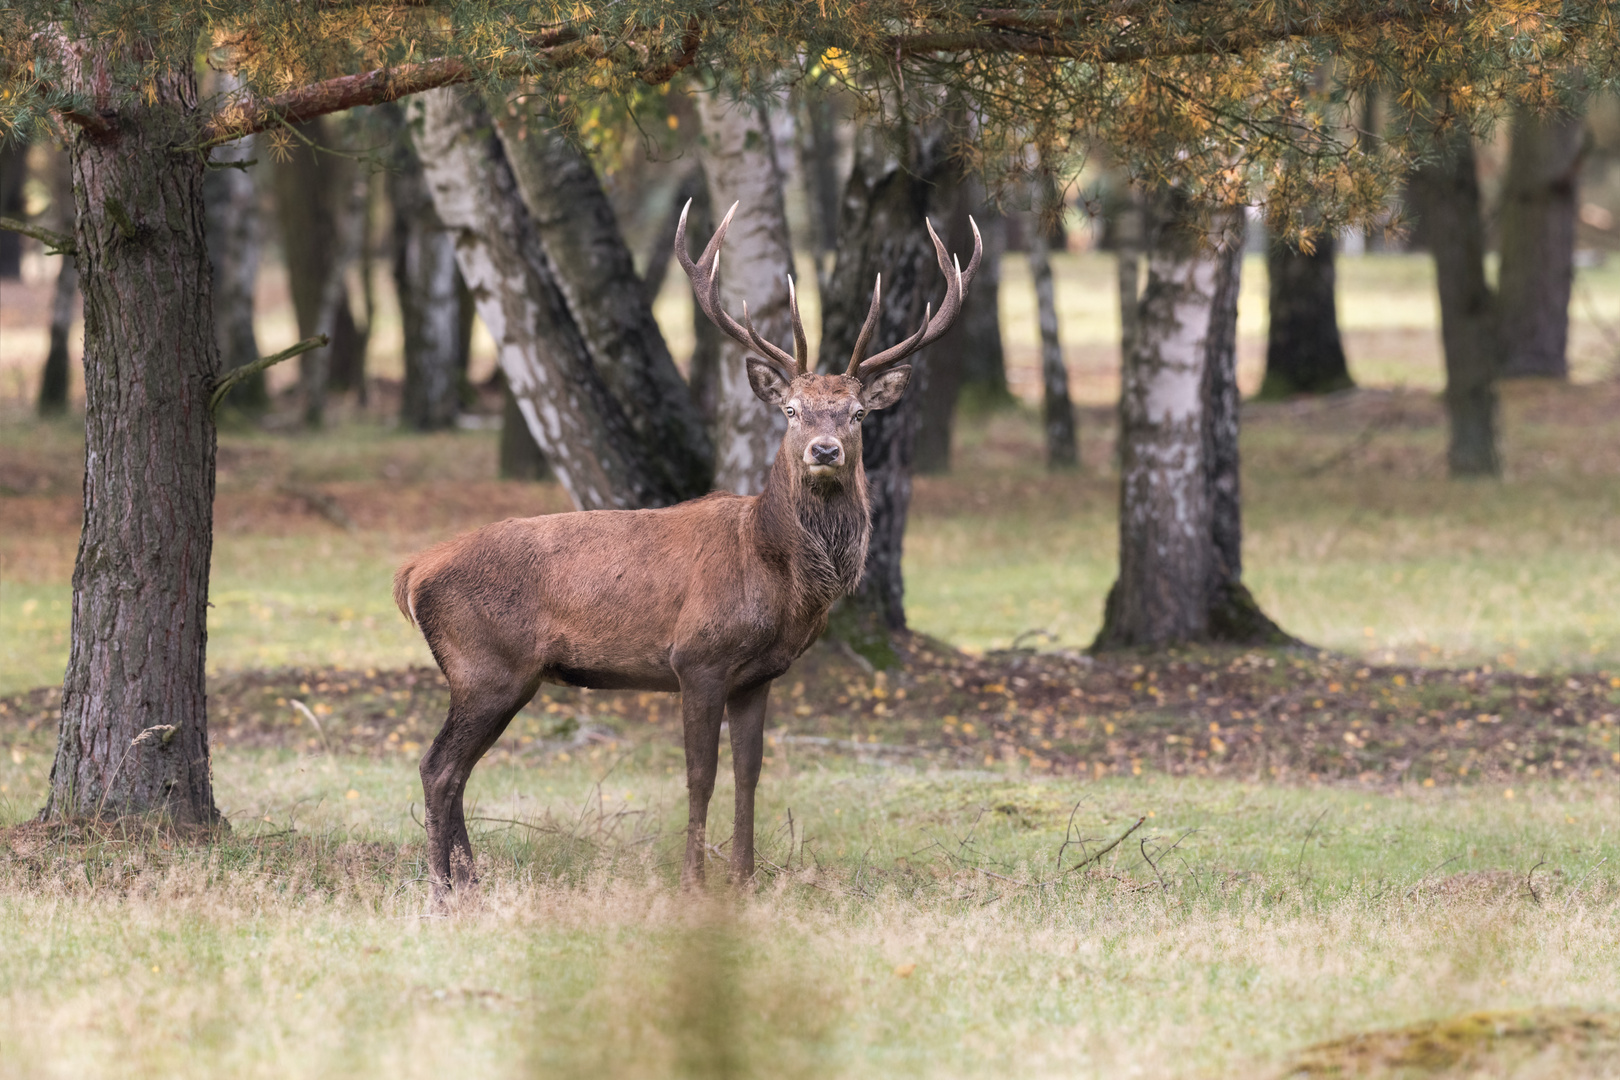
847,217,983,377
676,200,808,379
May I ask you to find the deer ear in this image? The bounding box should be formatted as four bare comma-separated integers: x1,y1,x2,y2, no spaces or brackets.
860,365,912,411
746,357,791,405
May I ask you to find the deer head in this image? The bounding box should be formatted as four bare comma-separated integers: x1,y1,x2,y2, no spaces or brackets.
676,201,981,484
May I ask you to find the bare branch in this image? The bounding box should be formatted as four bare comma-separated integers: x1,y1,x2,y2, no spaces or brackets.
0,216,75,255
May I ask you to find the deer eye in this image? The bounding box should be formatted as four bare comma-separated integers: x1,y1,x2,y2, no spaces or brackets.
784,406,796,418
852,409,866,423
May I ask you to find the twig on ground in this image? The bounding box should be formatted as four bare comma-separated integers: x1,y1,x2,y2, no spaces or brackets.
1526,859,1547,906
289,699,333,755
1294,807,1330,878
1403,854,1463,899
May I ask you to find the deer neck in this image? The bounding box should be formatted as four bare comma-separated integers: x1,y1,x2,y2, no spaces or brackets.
754,449,871,611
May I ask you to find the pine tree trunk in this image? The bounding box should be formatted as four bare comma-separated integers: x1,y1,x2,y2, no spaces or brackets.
1029,197,1077,469
1093,189,1219,649
490,102,713,500
818,123,945,658
271,119,364,419
800,87,844,279
203,127,266,415
1411,129,1501,478
695,93,795,495
1260,232,1353,398
916,171,1001,473
384,103,462,431
412,88,671,510
1499,105,1583,380
957,210,1011,406
44,57,221,824
0,140,24,279
499,379,551,481
38,149,75,416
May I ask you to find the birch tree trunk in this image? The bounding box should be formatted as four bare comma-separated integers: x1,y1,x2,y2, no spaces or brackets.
1029,186,1077,469
203,122,266,415
1410,129,1501,478
695,92,795,495
384,102,463,431
43,40,220,824
1093,189,1220,649
1204,212,1295,643
412,89,669,510
818,122,947,661
490,103,713,500
1499,105,1583,380
957,210,1010,406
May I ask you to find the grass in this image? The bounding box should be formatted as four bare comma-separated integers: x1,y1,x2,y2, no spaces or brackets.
1,742,1618,1078
4,250,1620,1076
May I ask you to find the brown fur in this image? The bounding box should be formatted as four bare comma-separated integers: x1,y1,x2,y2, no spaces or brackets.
396,370,907,895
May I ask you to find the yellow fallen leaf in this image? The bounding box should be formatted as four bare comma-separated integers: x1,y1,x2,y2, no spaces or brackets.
893,963,916,978
345,789,360,800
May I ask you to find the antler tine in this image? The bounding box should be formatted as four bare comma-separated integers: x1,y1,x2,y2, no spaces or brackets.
856,216,983,376
845,275,884,376
676,200,797,379
787,276,809,376
741,300,799,376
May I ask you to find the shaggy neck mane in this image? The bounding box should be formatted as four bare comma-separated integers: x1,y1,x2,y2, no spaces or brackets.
753,448,870,614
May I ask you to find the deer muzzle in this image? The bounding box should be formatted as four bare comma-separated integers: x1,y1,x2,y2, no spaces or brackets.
805,439,844,472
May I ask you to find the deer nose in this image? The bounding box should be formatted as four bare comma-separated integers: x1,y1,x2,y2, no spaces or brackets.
807,440,843,467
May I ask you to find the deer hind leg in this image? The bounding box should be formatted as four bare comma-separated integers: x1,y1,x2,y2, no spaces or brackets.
420,672,534,899
677,671,729,888
726,680,771,885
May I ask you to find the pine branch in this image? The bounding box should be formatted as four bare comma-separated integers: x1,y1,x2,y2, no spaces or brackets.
0,216,75,256
891,4,1445,63
193,22,701,149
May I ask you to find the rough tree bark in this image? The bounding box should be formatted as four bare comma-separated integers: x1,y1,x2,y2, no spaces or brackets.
916,170,1004,472
383,102,463,431
38,147,76,416
818,122,947,661
1410,128,1501,478
956,209,1011,406
800,86,845,282
1029,198,1077,469
1093,188,1218,648
499,380,551,481
0,140,23,279
1259,232,1353,398
270,118,365,417
43,50,221,823
1498,104,1583,380
1093,194,1288,649
1205,213,1294,644
490,101,713,500
203,124,267,415
413,88,674,509
695,91,795,495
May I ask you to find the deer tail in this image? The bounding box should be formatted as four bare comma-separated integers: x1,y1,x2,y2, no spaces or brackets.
393,560,419,628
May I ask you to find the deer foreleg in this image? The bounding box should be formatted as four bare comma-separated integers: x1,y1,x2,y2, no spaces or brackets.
726,680,771,884
678,674,728,888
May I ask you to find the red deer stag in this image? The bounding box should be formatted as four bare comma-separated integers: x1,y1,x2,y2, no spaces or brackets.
394,202,980,895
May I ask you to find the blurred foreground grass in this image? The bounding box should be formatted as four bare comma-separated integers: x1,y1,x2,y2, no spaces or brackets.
0,739,1616,1078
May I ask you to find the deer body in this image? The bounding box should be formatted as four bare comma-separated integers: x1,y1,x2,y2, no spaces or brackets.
397,203,977,896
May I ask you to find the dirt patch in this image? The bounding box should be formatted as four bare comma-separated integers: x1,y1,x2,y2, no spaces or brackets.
1284,1009,1620,1077
3,642,1614,785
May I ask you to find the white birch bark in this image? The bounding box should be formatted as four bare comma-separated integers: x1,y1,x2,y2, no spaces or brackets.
412,88,658,510
1097,190,1226,647
695,92,795,495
